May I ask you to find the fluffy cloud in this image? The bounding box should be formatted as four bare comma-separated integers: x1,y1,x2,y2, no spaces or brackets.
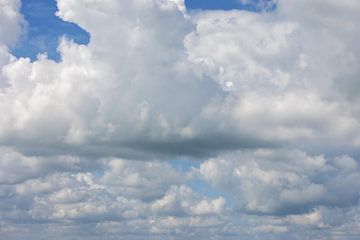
200,149,360,215
150,185,225,216
0,0,23,46
185,5,360,156
1,0,359,160
1,0,227,158
0,153,226,239
0,0,360,239
100,158,186,200
0,0,23,85
0,147,80,184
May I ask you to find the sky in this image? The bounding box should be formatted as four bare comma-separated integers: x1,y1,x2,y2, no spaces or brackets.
0,0,360,239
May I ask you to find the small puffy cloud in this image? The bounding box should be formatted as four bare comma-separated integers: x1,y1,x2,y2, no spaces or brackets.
200,149,360,215
100,158,186,200
0,147,80,184
151,185,225,216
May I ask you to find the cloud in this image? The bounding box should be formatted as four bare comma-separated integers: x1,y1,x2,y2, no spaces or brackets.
100,158,186,200
0,151,226,239
200,149,360,215
1,0,359,160
150,185,225,216
0,0,360,239
0,147,80,184
0,0,24,46
185,6,360,156
0,0,24,86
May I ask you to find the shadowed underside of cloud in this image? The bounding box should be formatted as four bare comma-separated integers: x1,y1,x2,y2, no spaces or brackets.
0,0,360,239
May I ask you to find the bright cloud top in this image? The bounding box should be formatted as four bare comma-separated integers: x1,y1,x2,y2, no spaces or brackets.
0,0,360,239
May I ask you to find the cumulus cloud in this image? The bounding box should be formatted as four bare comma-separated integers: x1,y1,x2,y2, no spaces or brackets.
185,6,360,155
1,0,359,159
100,158,186,200
0,0,360,239
200,149,360,215
0,147,80,184
0,153,226,239
0,0,23,46
150,185,225,216
0,0,24,86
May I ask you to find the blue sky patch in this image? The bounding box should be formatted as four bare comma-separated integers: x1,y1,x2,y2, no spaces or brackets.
185,0,276,12
12,0,89,61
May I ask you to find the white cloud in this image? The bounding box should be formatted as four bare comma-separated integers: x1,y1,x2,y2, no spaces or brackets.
0,0,24,86
0,0,360,239
0,147,80,184
151,185,225,216
0,0,23,46
185,6,360,155
100,158,186,200
0,0,359,160
200,149,360,215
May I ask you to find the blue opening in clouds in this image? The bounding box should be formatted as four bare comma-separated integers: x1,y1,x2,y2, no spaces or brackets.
185,0,276,12
171,159,235,207
12,0,90,62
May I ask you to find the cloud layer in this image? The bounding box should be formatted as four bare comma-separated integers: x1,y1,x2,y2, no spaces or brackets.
0,0,360,239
